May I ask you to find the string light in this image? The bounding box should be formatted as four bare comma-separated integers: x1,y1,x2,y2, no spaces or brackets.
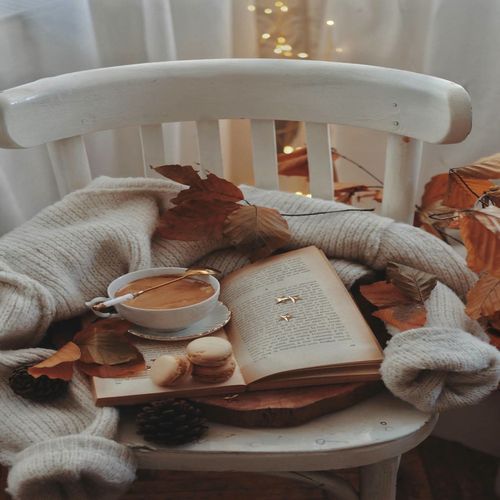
283,146,294,154
247,4,256,11
275,1,283,6
326,19,335,26
273,48,282,54
261,33,271,39
284,51,293,57
277,36,286,43
297,52,309,58
264,8,272,14
335,47,343,53
280,5,288,12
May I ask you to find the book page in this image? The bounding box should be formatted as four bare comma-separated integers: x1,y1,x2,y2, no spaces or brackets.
221,246,383,383
92,330,246,406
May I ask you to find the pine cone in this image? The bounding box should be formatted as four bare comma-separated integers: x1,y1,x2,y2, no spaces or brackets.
8,365,68,402
136,398,208,445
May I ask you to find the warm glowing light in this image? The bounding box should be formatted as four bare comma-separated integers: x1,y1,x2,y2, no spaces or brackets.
277,36,286,43
283,146,294,154
280,5,289,12
326,19,335,26
247,4,256,11
280,44,292,51
264,8,272,14
284,51,293,57
305,194,312,198
261,33,271,39
297,52,309,58
275,1,283,6
295,191,303,195
335,47,343,53
273,48,282,54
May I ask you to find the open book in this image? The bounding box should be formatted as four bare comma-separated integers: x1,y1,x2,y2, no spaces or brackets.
93,246,383,406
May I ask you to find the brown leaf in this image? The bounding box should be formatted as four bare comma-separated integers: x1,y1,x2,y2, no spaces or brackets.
153,164,204,187
386,262,437,303
373,303,427,330
157,200,240,241
76,352,146,378
421,173,449,208
488,312,500,331
459,206,500,277
465,273,500,320
223,205,291,261
360,281,413,307
28,342,81,380
444,157,500,209
334,182,369,204
484,186,500,206
74,318,139,365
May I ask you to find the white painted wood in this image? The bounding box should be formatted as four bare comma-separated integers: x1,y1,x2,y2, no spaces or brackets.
269,471,358,500
382,134,423,223
360,456,401,500
139,124,165,176
0,59,471,149
46,136,92,196
196,120,224,177
119,392,437,471
305,122,334,199
250,119,279,190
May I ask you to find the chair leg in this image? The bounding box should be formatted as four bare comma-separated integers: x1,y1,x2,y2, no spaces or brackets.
360,455,401,500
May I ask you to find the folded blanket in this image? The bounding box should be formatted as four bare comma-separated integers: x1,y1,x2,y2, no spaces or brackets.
0,176,499,497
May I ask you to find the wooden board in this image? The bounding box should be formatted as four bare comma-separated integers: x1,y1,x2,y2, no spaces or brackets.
192,382,383,428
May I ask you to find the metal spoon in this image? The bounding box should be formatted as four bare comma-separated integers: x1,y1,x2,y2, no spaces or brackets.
91,267,220,312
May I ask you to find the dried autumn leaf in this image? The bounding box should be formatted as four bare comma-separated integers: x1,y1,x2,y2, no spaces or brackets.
484,186,500,206
488,312,500,331
373,303,427,331
459,206,500,277
223,205,291,261
28,341,81,380
386,262,437,303
157,200,239,241
359,281,413,307
465,273,500,320
153,165,243,204
277,147,339,178
74,318,140,365
421,173,449,208
444,157,500,209
360,281,427,331
334,182,368,204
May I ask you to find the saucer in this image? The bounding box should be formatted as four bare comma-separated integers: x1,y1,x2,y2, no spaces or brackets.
127,302,231,341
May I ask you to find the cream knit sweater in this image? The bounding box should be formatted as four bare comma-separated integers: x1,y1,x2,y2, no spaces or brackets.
1,176,499,498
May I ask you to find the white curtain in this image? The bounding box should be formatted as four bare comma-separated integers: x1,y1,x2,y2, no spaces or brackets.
1,0,500,234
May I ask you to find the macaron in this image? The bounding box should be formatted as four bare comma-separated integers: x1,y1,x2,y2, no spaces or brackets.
149,354,191,387
192,357,236,384
187,337,233,367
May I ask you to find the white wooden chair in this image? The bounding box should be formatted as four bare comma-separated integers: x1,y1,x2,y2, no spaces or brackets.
0,59,471,499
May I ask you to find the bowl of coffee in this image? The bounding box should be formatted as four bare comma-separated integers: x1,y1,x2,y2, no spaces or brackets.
107,267,220,331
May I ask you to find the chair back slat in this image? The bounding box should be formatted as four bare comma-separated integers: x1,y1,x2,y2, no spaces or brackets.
305,122,334,200
382,133,423,223
196,120,224,177
250,119,279,190
46,136,92,197
140,124,165,176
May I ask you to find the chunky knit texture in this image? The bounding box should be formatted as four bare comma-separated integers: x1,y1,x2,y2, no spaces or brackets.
0,349,136,499
0,176,499,496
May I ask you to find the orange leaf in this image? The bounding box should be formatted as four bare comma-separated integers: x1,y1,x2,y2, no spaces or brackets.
157,200,240,241
444,157,500,209
421,173,449,208
28,342,81,380
359,281,413,308
153,164,204,187
373,303,427,331
465,273,500,320
223,205,291,261
459,207,500,276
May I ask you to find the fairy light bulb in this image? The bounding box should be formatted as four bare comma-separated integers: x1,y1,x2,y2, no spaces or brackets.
283,146,294,154
262,33,271,39
326,19,335,26
275,1,283,6
297,52,309,58
264,8,272,14
280,5,289,12
277,36,286,43
247,4,256,11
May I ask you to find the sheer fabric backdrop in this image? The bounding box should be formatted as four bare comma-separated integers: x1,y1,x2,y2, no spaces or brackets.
1,0,500,235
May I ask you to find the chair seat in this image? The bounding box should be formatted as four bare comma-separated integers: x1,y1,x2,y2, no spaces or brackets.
118,391,437,472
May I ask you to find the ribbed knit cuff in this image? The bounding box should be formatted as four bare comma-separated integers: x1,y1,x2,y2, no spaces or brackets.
7,435,137,500
381,327,500,412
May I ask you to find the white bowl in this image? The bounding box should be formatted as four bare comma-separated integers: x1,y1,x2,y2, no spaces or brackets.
107,267,220,331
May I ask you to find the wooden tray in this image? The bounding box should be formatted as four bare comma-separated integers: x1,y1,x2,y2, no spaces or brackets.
192,382,383,427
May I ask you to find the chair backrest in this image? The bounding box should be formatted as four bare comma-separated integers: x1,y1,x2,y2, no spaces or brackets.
0,59,471,223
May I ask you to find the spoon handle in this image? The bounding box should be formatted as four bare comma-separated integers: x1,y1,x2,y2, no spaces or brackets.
134,274,188,297
94,293,134,310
